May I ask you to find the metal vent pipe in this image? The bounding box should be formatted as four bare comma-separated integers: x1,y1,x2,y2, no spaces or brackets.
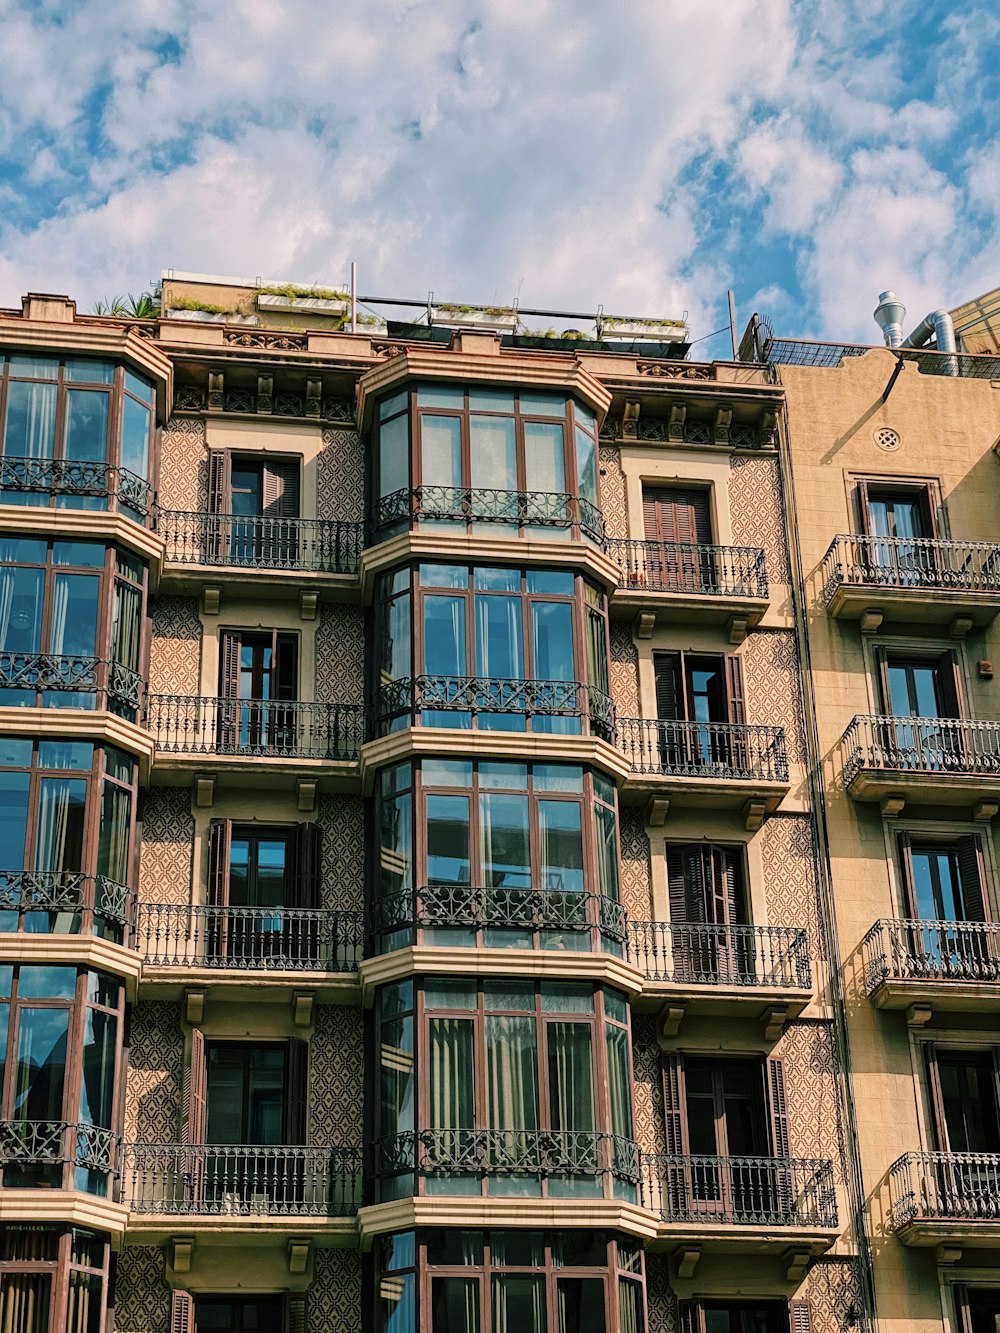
873,291,906,348
873,291,958,375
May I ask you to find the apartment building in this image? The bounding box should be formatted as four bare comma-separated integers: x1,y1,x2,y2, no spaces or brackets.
0,278,858,1333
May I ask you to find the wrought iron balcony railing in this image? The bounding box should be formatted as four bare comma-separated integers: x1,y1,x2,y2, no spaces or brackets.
842,715,1000,782
138,904,364,971
371,886,626,946
0,1120,119,1177
159,510,363,575
373,485,605,545
616,718,789,782
628,921,811,989
0,455,154,519
123,1144,362,1216
890,1151,1000,1229
377,675,615,738
822,534,1000,603
0,871,134,939
374,1129,640,1188
862,918,1000,992
0,652,144,716
640,1153,837,1227
148,696,365,760
608,540,768,600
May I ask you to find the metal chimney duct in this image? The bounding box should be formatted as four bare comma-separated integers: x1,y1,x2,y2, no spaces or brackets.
874,291,906,348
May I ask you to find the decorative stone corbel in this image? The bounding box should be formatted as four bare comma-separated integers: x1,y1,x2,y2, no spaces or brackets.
858,609,883,634
761,1006,791,1042
257,374,273,414
783,1248,811,1283
184,991,206,1025
713,406,732,444
287,1238,312,1274
207,372,224,412
171,1237,194,1273
668,403,686,441
906,1003,933,1028
292,991,315,1028
194,775,216,808
645,796,670,828
974,799,999,823
880,794,905,819
297,780,317,813
656,1004,685,1042
728,614,748,645
635,612,656,639
305,379,322,417
758,409,777,446
676,1248,701,1279
743,799,767,832
202,586,221,616
299,591,318,621
949,615,974,639
935,1244,962,1265
622,400,640,438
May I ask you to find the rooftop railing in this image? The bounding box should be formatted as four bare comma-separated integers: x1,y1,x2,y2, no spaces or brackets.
0,455,154,519
822,535,1000,604
628,921,810,989
842,715,1000,783
158,511,363,575
148,696,365,761
139,904,364,971
0,871,134,940
373,485,604,545
371,886,626,948
608,540,768,600
123,1144,362,1216
640,1153,837,1227
889,1151,1000,1229
862,918,1000,992
616,718,789,782
376,675,615,739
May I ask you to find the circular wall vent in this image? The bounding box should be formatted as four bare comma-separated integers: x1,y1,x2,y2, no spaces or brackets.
874,426,901,451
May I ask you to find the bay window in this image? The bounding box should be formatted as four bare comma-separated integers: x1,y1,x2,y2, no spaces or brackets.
0,738,137,940
0,1227,110,1333
0,355,156,521
375,564,612,736
375,979,636,1202
372,760,623,954
373,385,601,544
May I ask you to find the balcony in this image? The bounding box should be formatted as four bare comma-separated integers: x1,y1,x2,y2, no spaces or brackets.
372,485,604,547
640,1153,837,1246
148,696,364,789
889,1151,1000,1247
123,1144,362,1221
0,652,144,721
616,719,789,820
375,676,615,741
158,510,363,591
608,540,769,635
841,715,1000,809
862,918,1000,1015
0,871,134,943
822,535,1000,632
0,455,154,523
628,922,811,1025
0,1120,119,1190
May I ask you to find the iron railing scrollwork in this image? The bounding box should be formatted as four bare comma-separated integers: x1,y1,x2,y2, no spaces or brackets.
371,886,626,945
377,675,614,738
628,921,810,989
0,455,154,518
0,652,144,714
608,540,768,599
889,1151,1000,1228
122,1143,362,1215
822,534,1000,604
375,1129,637,1185
0,871,135,935
138,904,364,971
148,696,365,760
158,510,363,575
640,1153,837,1226
862,918,1000,991
616,718,789,782
0,1120,119,1176
842,715,1000,783
373,485,605,545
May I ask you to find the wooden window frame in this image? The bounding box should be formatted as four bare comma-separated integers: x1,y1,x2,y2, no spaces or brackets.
185,1033,309,1148
874,645,964,719
652,650,745,725
680,1298,810,1333
897,831,988,922
641,483,714,545
171,1292,306,1333
1,1227,111,1333
924,1043,1000,1153
855,478,939,539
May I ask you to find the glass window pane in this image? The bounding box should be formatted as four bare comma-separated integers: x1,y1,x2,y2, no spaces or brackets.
380,791,413,896
473,567,519,592
541,982,593,1013
575,425,598,507
4,381,57,460
482,981,535,1011
0,567,43,653
470,416,516,492
97,782,132,884
427,794,470,886
486,1014,538,1132
79,1009,117,1127
531,602,574,682
492,1276,544,1333
7,355,58,378
519,392,564,415
0,1272,51,1333
422,759,473,787
424,979,477,1010
0,771,29,866
480,793,530,889
424,596,466,676
379,1269,414,1333
52,541,104,568
15,1007,70,1119
476,595,523,680
64,359,115,384
605,1025,633,1138
124,370,153,402
379,390,408,420
538,801,584,892
421,416,462,489
489,1230,544,1265
48,574,99,656
523,421,565,494
556,1275,605,1332
35,777,87,873
595,805,619,901
478,762,527,791
526,571,574,596
379,1012,414,1136
120,397,150,480
112,581,142,672
417,386,464,408
431,1277,479,1333
425,1230,483,1265
0,740,32,767
379,414,409,498
380,593,411,681
0,537,46,563
428,1018,475,1128
468,389,515,412
419,564,466,589
64,390,109,463
37,742,93,769
533,765,582,793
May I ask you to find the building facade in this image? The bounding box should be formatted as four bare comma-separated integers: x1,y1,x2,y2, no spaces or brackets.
0,280,865,1333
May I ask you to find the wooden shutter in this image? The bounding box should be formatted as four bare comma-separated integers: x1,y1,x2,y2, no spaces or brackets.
952,1284,974,1333
916,486,936,538
296,823,322,911
219,632,241,699
207,820,231,907
937,649,962,719
714,846,745,926
677,1302,704,1333
286,1039,309,1144
923,1045,949,1151
183,1030,207,1146
654,653,681,721
956,834,987,922
170,1291,194,1333
896,833,920,917
283,1295,307,1333
856,480,873,534
666,845,691,925
661,1053,685,1154
642,487,711,544
789,1300,813,1333
208,450,232,515
725,654,746,725
274,634,299,701
263,459,301,519
767,1057,790,1158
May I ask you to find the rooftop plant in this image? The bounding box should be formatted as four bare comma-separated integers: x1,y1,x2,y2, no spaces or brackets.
258,284,349,302
92,291,160,318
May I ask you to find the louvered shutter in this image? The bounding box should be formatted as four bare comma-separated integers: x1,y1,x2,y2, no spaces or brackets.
937,650,962,720
789,1299,813,1333
660,1052,686,1218
262,460,300,519
642,489,663,543
856,480,873,534
207,450,231,514
296,823,322,910
873,646,893,714
916,486,936,538
956,835,987,922
219,633,240,699
294,822,322,966
896,833,919,917
717,847,746,926
654,653,680,720
283,1295,307,1333
207,821,231,907
725,654,746,725
666,845,691,925
642,488,711,544
767,1058,790,1157
677,1301,704,1333
183,1030,207,1146
170,1291,194,1333
286,1039,309,1145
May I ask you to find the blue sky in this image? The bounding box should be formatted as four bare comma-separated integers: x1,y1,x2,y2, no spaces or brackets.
0,0,997,353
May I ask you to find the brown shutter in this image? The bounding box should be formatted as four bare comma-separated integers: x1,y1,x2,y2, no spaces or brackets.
953,1284,974,1333
183,1030,207,1146
897,833,919,917
923,1045,949,1150
296,823,322,911
767,1057,790,1158
642,489,663,543
274,634,299,701
661,1053,685,1154
666,845,690,925
170,1291,194,1333
283,1295,307,1333
938,649,962,719
789,1300,813,1333
654,653,680,720
917,486,936,538
874,646,893,714
678,1302,705,1333
956,835,987,922
207,450,231,514
725,654,746,725
263,459,300,519
219,632,240,699
856,480,873,534
207,821,231,907
643,488,712,544
286,1039,309,1144
715,846,745,926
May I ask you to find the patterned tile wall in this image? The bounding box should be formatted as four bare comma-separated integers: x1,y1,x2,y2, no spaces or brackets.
598,446,629,540
308,1250,363,1333
309,1004,364,1147
775,1019,846,1172
631,1015,665,1155
148,596,202,695
610,622,640,715
314,604,365,704
124,1000,183,1142
315,795,365,912
742,629,806,763
138,788,195,906
619,808,653,919
159,417,206,512
114,1246,172,1333
761,814,824,960
729,454,789,582
645,1254,678,1333
800,1258,865,1333
317,428,364,521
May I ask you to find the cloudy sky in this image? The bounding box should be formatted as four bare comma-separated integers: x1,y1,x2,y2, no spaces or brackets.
0,0,997,352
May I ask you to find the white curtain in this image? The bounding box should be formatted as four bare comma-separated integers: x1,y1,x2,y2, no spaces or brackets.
470,417,517,491
6,382,57,460
492,1276,544,1333
617,1280,644,1333
548,1022,594,1131
429,1018,474,1131
0,1274,51,1333
111,582,142,672
475,595,523,680
47,577,71,657
486,1015,539,1144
